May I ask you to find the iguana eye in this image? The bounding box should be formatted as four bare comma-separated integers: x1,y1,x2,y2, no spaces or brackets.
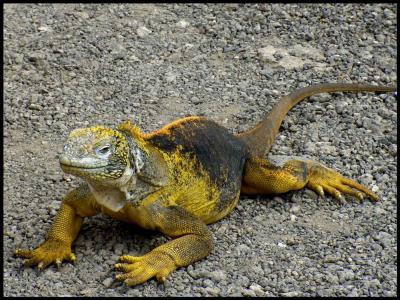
96,144,112,157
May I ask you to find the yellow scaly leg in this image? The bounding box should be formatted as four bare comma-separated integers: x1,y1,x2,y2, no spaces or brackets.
241,157,378,202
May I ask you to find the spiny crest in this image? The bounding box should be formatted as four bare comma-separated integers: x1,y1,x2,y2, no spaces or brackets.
145,116,203,138
117,120,149,154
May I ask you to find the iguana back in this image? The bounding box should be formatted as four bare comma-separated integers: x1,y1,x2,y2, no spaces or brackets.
144,116,247,222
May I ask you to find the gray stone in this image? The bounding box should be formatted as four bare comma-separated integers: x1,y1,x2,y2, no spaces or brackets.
102,278,114,288
136,26,151,37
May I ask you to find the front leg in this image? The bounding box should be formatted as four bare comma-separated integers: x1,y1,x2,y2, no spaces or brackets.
115,203,213,286
15,184,100,269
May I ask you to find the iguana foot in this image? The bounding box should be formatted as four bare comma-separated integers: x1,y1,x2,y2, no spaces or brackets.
306,163,378,202
115,251,177,286
15,239,76,270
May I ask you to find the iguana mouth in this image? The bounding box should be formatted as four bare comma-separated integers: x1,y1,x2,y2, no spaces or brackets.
59,162,107,170
59,155,108,169
59,163,116,182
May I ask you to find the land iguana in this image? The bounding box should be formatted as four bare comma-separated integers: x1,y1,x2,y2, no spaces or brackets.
15,83,396,286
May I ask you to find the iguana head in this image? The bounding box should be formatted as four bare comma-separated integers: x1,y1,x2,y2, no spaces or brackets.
59,125,135,184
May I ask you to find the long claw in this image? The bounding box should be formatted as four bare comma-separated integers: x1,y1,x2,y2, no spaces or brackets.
155,268,172,283
67,253,76,263
114,251,177,286
15,239,75,270
115,273,129,282
115,263,124,271
356,192,364,201
340,177,379,201
119,255,140,263
307,163,379,202
55,259,62,269
15,249,33,258
316,185,325,197
115,263,136,272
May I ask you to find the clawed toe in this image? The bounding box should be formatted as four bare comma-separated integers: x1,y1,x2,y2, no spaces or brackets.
119,255,141,264
307,165,379,202
114,252,177,287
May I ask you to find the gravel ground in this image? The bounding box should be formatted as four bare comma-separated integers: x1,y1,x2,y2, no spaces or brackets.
4,3,397,297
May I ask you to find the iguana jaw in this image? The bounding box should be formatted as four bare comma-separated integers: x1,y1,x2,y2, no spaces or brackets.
59,156,109,169
59,158,123,181
59,156,109,179
88,166,136,212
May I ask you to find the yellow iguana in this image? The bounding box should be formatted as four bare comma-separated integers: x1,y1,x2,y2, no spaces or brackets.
15,83,396,286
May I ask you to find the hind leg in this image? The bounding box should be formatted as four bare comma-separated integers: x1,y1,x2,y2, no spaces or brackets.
241,157,378,201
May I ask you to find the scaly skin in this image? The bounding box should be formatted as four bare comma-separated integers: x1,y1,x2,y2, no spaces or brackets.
15,83,396,287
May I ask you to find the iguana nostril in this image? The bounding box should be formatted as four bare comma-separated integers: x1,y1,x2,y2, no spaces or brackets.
59,154,71,165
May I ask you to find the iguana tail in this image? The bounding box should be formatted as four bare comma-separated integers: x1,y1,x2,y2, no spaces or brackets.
236,83,396,157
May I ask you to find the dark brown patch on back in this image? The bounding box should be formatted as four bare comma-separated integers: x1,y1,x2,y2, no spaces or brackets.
145,118,248,213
